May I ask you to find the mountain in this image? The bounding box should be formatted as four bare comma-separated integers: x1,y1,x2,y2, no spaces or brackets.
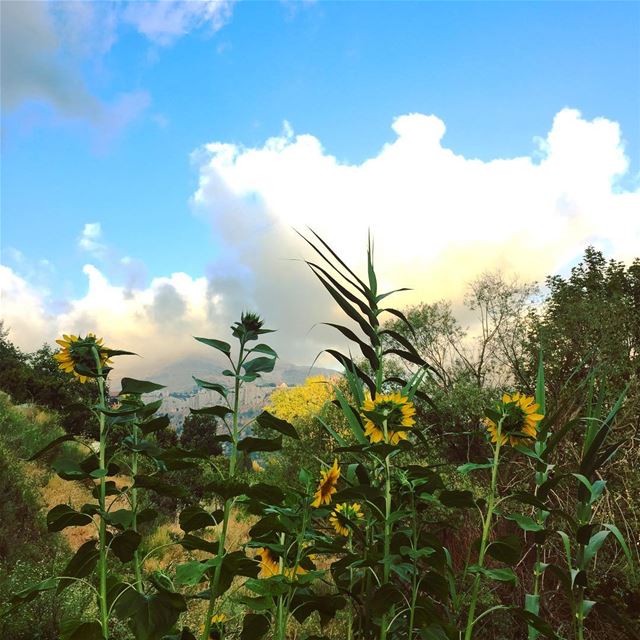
147,356,338,393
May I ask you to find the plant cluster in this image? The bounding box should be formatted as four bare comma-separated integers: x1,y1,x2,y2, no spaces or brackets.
2,234,637,640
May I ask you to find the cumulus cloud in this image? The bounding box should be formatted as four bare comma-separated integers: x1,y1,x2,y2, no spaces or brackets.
188,108,639,360
0,263,222,380
2,109,638,378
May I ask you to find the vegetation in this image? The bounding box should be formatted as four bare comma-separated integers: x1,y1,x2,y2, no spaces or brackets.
0,239,638,640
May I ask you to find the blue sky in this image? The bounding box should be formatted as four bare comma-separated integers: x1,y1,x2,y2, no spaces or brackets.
1,1,639,372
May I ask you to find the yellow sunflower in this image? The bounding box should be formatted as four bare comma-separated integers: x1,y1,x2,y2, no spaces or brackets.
329,502,364,537
256,547,307,579
311,458,340,508
54,333,111,383
361,391,416,444
257,547,280,577
484,392,544,447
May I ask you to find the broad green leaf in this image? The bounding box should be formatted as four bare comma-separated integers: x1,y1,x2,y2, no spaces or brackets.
47,505,93,532
237,435,282,453
194,336,231,356
505,513,545,532
240,614,270,640
27,435,76,461
114,583,187,640
175,559,218,586
457,462,493,475
192,377,228,397
59,620,103,640
179,505,222,532
190,405,233,418
111,530,142,563
133,475,188,499
57,541,99,594
255,410,299,439
243,357,276,375
249,344,278,357
120,378,165,395
140,415,170,435
583,529,610,566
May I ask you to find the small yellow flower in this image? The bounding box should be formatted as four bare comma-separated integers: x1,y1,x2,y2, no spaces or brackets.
199,613,226,637
252,459,264,472
361,391,416,444
329,502,364,536
311,458,340,508
54,333,111,383
484,392,544,447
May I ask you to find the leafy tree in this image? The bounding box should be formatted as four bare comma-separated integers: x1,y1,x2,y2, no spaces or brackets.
180,412,223,456
524,247,640,405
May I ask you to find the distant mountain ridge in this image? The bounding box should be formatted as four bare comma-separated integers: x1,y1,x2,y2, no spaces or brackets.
146,356,338,393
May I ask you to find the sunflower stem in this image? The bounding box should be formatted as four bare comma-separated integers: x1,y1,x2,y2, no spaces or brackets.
201,339,244,640
380,416,393,640
131,421,143,592
93,347,109,640
464,417,504,640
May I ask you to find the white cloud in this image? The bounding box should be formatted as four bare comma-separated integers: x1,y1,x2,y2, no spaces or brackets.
123,0,235,46
79,223,105,256
0,263,223,380
1,109,638,379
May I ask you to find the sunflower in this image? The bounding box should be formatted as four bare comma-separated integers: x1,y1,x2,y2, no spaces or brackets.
361,391,416,444
54,333,111,383
257,547,280,577
484,392,544,447
257,547,307,579
311,458,340,508
329,502,364,537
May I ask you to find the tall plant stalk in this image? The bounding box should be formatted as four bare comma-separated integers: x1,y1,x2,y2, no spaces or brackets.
93,347,109,639
464,417,504,640
201,342,244,640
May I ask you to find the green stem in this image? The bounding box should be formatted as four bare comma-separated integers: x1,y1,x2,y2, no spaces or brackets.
131,422,143,592
464,424,503,640
93,348,109,639
347,535,354,640
380,417,392,640
201,341,244,640
277,531,287,640
408,493,418,640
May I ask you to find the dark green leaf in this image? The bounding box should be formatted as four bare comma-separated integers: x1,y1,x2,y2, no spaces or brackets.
240,614,270,640
26,435,76,461
133,475,188,499
47,505,93,532
111,530,142,563
194,337,231,356
120,378,165,395
190,405,233,418
57,541,99,594
255,411,299,439
237,435,282,453
192,377,228,397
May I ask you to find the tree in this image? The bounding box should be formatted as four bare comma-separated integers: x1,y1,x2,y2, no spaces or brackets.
524,247,640,405
180,412,223,456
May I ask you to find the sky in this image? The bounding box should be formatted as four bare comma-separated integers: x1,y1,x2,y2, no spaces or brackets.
1,0,639,379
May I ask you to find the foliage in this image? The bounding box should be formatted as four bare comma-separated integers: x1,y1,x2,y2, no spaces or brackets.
2,240,638,640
